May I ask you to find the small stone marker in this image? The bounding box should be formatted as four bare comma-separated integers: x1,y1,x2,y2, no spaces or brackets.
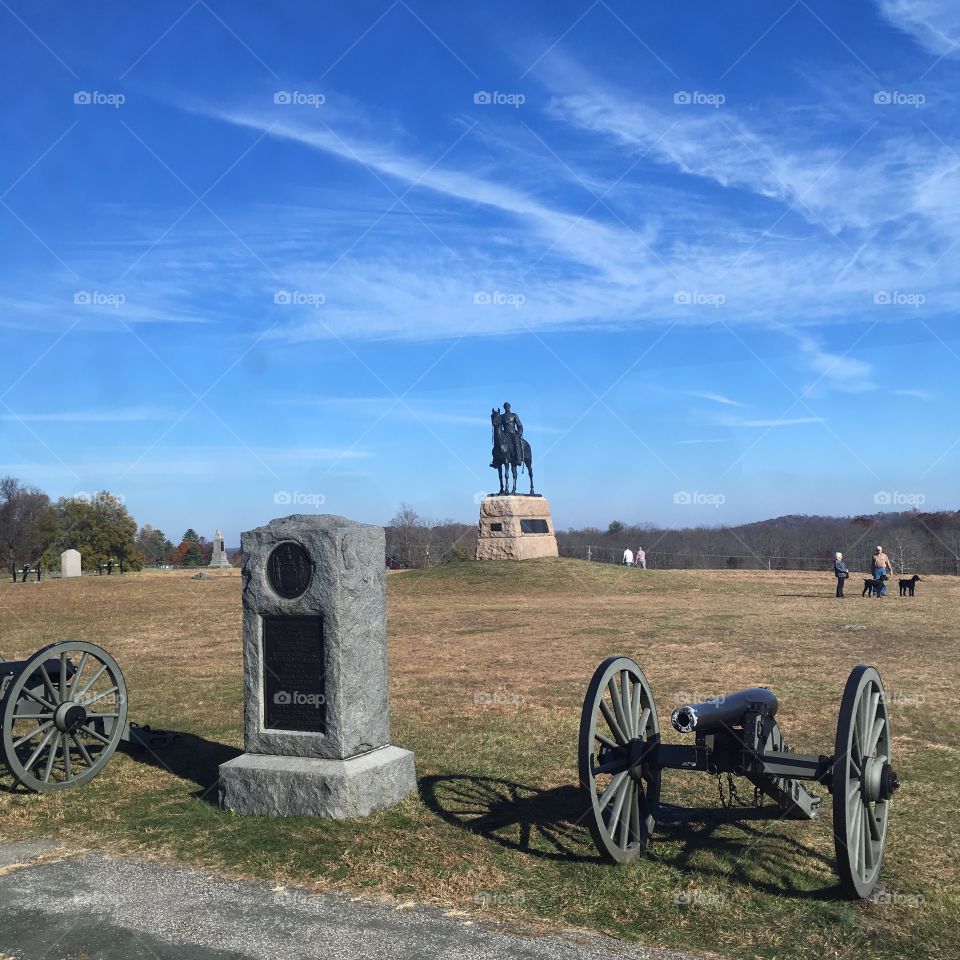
60,549,81,578
208,529,232,569
218,514,416,818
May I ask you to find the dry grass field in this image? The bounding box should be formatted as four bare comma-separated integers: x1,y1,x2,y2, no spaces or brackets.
0,560,957,960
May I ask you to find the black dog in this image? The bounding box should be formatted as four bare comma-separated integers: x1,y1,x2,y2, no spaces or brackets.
899,575,921,596
862,577,883,597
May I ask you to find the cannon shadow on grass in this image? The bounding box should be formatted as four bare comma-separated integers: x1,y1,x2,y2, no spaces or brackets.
421,774,842,899
118,732,242,804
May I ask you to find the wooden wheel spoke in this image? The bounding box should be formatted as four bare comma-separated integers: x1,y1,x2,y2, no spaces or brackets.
597,771,629,812
19,688,56,711
70,733,95,767
39,664,59,706
631,680,642,736
607,679,630,743
62,733,72,781
59,653,67,702
599,699,628,746
593,753,629,776
638,706,651,736
619,671,633,737
618,780,634,850
75,662,108,701
79,724,112,746
607,775,630,837
69,652,89,696
23,727,58,772
594,732,618,751
866,716,885,756
12,721,54,750
42,734,59,783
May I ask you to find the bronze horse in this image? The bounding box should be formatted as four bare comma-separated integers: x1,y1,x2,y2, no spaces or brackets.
490,408,534,495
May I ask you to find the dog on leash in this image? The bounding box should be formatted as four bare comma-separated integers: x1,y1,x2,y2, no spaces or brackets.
862,577,883,597
899,574,922,596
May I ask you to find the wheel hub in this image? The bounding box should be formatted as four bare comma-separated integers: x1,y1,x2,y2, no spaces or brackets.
862,757,899,803
54,702,87,734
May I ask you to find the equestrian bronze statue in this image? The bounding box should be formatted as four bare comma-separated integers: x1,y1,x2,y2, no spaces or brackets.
490,402,534,495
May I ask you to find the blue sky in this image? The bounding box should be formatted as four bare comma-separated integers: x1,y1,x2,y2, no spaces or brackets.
1,0,958,541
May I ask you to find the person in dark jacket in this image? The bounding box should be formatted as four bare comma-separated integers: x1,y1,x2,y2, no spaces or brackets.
834,551,849,598
35,562,42,582
9,561,16,583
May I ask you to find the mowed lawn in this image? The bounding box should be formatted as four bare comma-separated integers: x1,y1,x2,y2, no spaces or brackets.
0,560,956,960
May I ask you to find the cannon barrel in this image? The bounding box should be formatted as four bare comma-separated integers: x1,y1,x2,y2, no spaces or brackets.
671,687,778,733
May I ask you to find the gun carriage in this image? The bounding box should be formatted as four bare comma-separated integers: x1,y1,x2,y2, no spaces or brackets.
0,640,169,793
579,657,901,898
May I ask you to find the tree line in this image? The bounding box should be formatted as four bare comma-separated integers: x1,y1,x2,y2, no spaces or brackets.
1,476,218,572
556,512,960,574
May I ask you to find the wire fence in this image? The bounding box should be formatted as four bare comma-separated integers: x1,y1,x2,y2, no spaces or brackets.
560,544,960,575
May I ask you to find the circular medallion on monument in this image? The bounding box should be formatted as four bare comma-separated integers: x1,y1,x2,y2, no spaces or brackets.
266,541,312,599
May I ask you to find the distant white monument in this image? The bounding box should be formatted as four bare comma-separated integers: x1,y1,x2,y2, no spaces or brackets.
61,549,81,578
208,529,232,568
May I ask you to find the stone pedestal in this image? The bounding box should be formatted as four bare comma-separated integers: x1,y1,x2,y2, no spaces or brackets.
61,549,81,578
218,514,416,818
208,529,232,568
475,495,559,560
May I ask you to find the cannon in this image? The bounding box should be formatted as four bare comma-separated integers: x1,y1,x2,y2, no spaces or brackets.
579,657,901,898
0,640,171,793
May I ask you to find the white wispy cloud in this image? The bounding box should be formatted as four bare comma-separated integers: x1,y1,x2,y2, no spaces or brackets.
687,391,744,407
793,332,876,394
0,406,174,422
895,387,934,400
876,0,960,56
723,416,825,428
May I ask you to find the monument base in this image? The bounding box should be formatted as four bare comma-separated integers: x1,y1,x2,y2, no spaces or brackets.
218,745,416,819
475,495,559,560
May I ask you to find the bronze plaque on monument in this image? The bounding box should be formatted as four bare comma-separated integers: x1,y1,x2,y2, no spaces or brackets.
262,615,326,732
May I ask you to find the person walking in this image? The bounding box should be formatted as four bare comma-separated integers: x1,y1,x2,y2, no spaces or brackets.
107,558,114,576
636,546,647,569
622,547,634,567
872,546,894,597
35,562,42,582
21,563,30,583
833,551,848,598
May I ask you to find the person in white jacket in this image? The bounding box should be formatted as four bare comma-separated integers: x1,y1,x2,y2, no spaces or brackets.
622,548,634,566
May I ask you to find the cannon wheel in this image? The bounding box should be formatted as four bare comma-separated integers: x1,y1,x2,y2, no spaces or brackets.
0,641,128,793
832,665,895,898
578,656,660,863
